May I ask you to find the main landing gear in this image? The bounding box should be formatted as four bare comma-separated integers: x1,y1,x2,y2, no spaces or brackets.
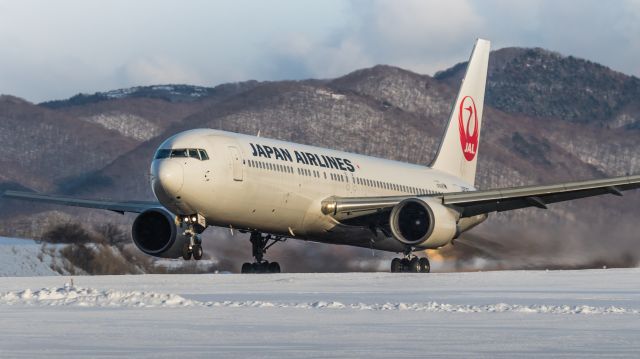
241,232,284,274
390,247,430,273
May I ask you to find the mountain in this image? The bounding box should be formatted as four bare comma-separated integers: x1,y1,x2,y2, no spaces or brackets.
435,47,640,127
1,47,639,271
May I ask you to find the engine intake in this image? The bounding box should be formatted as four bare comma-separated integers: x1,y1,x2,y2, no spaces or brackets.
389,198,458,248
132,208,189,258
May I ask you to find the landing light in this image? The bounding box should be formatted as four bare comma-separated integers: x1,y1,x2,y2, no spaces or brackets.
191,215,197,222
184,217,190,223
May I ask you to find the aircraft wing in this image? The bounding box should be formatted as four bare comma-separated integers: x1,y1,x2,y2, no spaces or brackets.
322,174,640,222
443,174,640,217
2,190,160,214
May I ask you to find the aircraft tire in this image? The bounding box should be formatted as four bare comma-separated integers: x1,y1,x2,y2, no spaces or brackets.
419,257,431,273
409,257,421,273
241,262,252,274
268,262,281,273
391,258,402,273
192,245,203,260
182,244,192,260
400,258,410,272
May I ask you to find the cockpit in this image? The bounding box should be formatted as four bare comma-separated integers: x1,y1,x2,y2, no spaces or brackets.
155,148,210,161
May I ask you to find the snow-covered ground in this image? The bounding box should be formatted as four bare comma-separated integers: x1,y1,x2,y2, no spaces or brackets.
0,237,64,276
0,269,639,358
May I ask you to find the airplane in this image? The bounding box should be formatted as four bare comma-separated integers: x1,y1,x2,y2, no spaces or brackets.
4,39,640,273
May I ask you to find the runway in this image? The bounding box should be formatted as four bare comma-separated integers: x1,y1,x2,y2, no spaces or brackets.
1,269,639,358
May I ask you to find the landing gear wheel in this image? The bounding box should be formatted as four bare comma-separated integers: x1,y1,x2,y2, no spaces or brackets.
268,262,281,273
182,244,192,260
241,263,253,274
409,257,421,273
400,258,410,271
419,257,431,273
192,245,203,260
391,258,402,273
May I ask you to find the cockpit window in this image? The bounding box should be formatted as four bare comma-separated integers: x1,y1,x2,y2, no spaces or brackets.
155,148,210,161
155,149,171,159
171,149,189,158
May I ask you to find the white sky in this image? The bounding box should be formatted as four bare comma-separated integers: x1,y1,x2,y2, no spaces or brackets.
1,0,639,102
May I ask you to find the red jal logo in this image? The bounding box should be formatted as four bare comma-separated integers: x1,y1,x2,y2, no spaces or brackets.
458,96,478,161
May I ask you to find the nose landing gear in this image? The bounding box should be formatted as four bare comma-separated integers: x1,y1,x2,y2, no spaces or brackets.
180,215,205,261
182,235,203,260
241,232,284,273
182,235,204,261
390,247,431,273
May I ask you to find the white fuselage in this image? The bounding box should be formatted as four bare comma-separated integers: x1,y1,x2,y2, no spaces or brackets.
150,129,479,253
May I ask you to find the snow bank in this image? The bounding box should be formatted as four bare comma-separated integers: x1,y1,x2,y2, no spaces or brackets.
1,286,638,314
0,286,197,307
209,300,639,314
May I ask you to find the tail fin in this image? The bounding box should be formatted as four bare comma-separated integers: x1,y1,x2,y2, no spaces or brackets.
430,38,490,187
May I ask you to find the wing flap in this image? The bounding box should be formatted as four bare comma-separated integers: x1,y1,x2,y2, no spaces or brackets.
2,190,160,214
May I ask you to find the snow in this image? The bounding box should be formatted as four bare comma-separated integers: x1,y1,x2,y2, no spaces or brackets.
82,112,160,141
0,237,64,276
103,85,210,99
1,269,639,357
1,285,636,314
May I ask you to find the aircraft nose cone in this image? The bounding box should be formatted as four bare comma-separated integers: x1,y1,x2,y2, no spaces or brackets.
152,160,184,199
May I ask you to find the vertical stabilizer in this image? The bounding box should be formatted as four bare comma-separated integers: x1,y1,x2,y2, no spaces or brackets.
430,39,490,186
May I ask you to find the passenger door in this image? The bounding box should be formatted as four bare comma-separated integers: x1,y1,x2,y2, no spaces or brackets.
227,146,243,181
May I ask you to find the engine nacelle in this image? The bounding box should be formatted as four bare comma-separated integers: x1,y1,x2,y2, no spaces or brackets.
389,198,459,248
131,208,189,259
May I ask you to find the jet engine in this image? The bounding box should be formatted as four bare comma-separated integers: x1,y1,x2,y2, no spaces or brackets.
131,208,190,258
388,198,459,248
